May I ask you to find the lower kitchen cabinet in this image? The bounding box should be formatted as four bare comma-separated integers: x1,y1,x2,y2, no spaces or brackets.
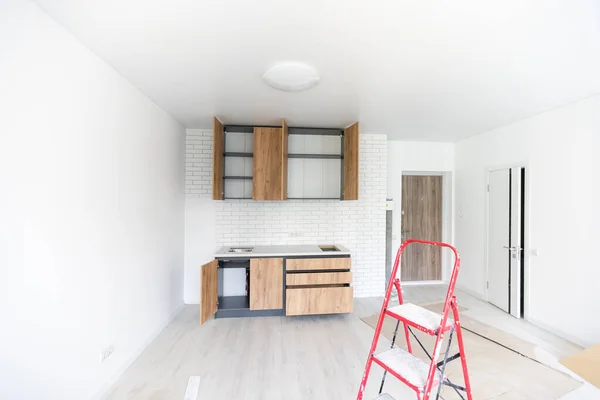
200,254,353,324
285,256,353,316
249,258,283,310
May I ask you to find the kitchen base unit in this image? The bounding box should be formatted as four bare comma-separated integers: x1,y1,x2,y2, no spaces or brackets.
199,245,353,324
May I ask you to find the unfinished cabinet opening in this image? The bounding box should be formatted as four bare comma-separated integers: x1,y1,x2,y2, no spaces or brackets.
217,259,250,312
223,129,254,200
287,132,343,199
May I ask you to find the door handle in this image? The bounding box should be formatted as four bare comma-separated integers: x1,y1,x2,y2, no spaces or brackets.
503,246,522,251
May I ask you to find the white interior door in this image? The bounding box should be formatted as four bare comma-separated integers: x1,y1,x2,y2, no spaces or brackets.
488,169,510,312
488,167,524,317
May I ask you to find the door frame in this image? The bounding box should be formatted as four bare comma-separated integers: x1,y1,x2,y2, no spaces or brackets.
400,171,453,285
484,163,530,320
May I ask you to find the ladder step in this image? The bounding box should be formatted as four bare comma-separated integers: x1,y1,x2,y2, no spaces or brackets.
386,303,453,334
372,347,440,391
372,394,395,400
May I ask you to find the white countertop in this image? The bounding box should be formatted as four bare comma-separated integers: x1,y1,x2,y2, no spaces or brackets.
214,244,351,258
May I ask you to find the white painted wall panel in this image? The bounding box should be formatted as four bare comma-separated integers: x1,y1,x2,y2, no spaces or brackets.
0,2,185,399
454,95,600,347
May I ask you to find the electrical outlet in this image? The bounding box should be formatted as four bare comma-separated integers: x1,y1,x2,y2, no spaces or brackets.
101,345,114,363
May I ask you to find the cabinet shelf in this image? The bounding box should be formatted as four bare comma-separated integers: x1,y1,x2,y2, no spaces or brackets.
223,176,252,180
288,127,343,136
288,197,342,200
288,153,343,159
224,152,253,158
218,295,249,310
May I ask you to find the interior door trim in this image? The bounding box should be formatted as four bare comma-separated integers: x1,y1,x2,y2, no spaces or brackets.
484,164,529,320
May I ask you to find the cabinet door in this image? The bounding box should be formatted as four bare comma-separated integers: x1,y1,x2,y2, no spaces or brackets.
253,127,285,200
286,287,353,316
343,122,359,200
249,258,283,310
212,117,224,200
200,260,218,324
281,119,288,200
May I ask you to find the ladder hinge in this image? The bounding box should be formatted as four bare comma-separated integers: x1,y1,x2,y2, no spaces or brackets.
486,281,489,289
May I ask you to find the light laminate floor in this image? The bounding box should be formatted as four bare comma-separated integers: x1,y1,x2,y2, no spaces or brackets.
104,286,600,400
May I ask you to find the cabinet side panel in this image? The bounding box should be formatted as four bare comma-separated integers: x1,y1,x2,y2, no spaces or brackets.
343,122,359,200
212,117,224,200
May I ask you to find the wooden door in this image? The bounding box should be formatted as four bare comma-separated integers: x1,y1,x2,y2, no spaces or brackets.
249,258,283,310
212,117,224,200
343,122,359,200
253,127,286,200
200,260,218,324
401,175,442,281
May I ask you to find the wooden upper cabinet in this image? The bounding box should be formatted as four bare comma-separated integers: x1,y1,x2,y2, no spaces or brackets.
343,122,359,200
212,117,224,200
253,121,288,200
282,119,288,200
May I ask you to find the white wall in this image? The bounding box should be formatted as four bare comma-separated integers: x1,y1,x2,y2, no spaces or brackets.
454,95,600,347
387,141,455,273
184,130,387,299
0,1,186,399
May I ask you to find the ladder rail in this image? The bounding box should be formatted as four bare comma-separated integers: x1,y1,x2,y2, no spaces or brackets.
410,240,460,400
356,239,464,400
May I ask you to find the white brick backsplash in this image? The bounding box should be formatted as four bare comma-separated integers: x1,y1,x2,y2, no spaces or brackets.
185,129,213,195
185,129,387,297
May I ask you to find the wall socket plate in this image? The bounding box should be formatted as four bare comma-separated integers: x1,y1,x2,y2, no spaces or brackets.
101,345,114,363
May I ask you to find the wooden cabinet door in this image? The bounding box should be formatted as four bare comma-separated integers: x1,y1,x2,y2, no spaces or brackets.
286,287,353,316
343,122,359,200
212,117,224,200
253,127,286,200
200,260,218,324
249,258,283,310
281,119,288,200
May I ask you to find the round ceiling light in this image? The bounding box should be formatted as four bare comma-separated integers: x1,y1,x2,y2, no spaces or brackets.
262,62,320,92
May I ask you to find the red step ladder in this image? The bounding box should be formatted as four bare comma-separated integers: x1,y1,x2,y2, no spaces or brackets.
357,239,473,400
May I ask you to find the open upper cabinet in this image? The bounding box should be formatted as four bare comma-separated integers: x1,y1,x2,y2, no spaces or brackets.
211,117,359,201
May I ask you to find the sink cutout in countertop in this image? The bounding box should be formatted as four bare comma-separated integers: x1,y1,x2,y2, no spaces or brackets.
319,245,340,252
227,247,254,253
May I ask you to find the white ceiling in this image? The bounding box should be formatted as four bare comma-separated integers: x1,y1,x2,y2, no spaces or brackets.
35,0,600,141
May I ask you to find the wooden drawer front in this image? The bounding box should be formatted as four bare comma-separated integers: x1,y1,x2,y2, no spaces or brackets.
286,272,352,286
286,287,353,316
286,257,351,271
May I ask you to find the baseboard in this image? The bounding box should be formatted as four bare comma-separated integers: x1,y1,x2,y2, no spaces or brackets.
91,303,186,400
455,284,485,301
526,316,589,349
